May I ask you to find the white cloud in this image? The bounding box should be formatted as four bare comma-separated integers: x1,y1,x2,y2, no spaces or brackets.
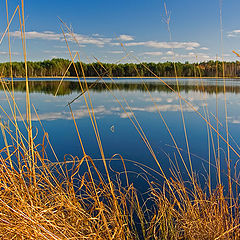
125,41,200,49
166,51,174,55
145,97,162,102
50,55,58,59
228,116,240,124
186,47,195,50
43,50,67,54
0,51,12,56
119,34,134,41
111,107,121,111
119,112,134,118
10,31,62,40
0,51,19,55
17,106,109,121
146,105,198,112
72,106,109,119
166,98,173,103
0,51,9,55
142,51,163,56
110,42,121,46
71,34,112,47
108,50,124,54
54,45,67,49
231,120,240,124
189,52,211,61
123,104,198,113
227,30,240,37
9,31,112,47
200,47,209,50
162,52,211,62
15,31,201,52
226,116,240,124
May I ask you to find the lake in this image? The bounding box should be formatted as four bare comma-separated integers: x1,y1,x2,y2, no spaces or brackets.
1,77,240,192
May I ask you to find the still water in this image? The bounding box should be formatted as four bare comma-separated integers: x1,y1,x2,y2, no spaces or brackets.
1,78,240,191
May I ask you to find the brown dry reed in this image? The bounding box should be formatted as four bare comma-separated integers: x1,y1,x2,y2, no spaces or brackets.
0,1,240,239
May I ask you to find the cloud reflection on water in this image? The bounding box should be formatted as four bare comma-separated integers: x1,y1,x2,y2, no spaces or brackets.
16,105,109,121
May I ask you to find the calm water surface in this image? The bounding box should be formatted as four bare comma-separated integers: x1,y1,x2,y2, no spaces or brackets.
1,78,240,191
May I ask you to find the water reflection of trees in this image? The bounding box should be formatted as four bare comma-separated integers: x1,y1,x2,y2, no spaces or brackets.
2,80,240,95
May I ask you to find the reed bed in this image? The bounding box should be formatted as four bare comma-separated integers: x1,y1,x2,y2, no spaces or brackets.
0,1,240,239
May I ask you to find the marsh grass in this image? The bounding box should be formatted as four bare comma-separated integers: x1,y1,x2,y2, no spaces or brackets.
0,1,240,239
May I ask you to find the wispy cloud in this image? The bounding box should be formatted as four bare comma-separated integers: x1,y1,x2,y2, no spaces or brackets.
162,52,211,62
200,47,209,50
0,51,10,55
118,104,198,119
166,51,174,55
110,42,121,46
9,31,112,47
118,104,199,116
145,97,162,102
125,41,200,49
53,45,67,49
72,35,112,47
18,106,109,121
8,30,210,62
10,31,61,40
128,105,199,113
0,51,19,55
118,34,134,41
227,116,240,124
43,50,67,54
227,30,240,38
108,50,124,54
119,112,134,118
142,51,163,56
166,98,174,103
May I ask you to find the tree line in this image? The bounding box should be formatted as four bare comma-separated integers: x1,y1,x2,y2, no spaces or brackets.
0,58,240,78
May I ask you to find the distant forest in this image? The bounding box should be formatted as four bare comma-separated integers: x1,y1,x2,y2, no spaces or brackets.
0,58,240,78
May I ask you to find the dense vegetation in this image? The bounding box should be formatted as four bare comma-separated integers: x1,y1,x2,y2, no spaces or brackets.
1,58,240,78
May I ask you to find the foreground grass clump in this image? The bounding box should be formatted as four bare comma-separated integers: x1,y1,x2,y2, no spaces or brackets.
0,131,239,240
0,148,137,239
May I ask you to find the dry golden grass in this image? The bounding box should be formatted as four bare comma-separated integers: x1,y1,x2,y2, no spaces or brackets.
0,1,240,239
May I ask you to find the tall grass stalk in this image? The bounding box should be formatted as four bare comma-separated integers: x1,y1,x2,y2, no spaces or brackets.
0,1,240,239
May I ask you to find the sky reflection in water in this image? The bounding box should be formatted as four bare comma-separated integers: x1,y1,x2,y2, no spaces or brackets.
1,78,240,190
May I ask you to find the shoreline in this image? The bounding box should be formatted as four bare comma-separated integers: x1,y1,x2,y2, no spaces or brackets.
5,76,240,79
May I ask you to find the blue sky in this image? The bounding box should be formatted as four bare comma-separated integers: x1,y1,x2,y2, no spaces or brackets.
0,0,239,63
